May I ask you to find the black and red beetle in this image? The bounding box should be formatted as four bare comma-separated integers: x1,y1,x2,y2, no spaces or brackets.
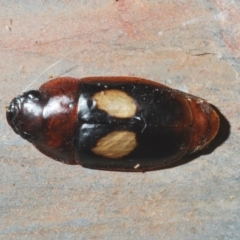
6,77,219,171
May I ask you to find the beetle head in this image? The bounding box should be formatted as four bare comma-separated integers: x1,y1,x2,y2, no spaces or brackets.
6,90,45,142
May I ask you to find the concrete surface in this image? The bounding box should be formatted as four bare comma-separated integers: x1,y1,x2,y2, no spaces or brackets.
0,0,239,239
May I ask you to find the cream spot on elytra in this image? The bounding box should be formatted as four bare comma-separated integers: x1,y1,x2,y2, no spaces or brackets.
92,131,137,159
93,89,137,118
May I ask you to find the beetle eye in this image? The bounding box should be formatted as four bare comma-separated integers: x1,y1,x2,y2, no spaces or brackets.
24,90,42,102
21,131,38,142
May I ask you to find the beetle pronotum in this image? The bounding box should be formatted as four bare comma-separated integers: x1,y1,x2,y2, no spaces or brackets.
6,77,219,171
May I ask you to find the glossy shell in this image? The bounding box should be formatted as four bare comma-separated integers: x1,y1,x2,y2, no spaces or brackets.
6,77,219,171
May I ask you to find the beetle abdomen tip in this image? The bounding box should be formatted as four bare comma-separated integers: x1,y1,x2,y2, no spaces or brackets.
187,98,219,153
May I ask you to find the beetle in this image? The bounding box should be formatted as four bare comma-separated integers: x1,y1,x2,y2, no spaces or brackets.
6,77,219,171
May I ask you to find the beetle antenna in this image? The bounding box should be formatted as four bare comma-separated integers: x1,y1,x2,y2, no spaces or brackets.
22,53,71,92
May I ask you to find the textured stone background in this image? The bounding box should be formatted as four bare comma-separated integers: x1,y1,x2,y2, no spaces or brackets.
0,0,239,239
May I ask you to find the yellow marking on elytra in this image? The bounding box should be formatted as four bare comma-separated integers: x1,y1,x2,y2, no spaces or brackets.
92,131,137,159
93,89,137,118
